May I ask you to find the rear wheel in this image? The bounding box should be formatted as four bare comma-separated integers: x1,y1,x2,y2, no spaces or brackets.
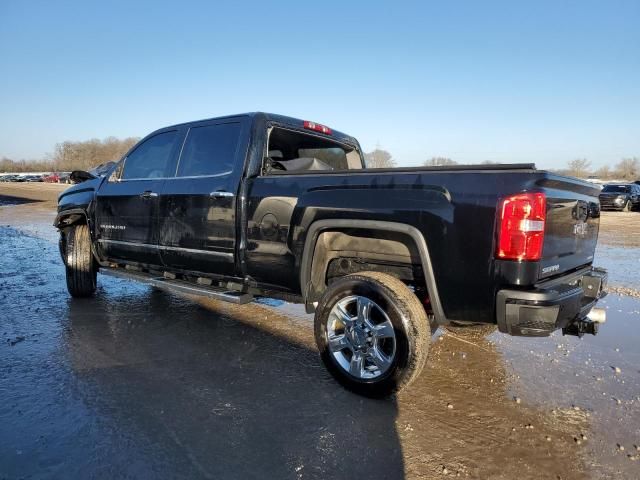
65,224,97,298
314,272,430,397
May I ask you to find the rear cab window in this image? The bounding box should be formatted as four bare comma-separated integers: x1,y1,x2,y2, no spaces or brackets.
264,127,363,174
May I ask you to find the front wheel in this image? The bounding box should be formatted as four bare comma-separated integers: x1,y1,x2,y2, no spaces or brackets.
623,200,632,212
314,272,430,397
64,224,97,298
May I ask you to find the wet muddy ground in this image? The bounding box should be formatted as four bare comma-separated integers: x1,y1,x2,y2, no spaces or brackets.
1,183,639,479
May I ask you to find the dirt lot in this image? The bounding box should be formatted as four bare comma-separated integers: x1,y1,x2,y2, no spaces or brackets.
599,211,640,248
1,183,639,479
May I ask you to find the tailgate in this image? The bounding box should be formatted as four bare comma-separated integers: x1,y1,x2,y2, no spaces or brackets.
538,175,601,280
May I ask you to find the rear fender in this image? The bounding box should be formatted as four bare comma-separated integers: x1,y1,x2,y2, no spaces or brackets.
300,219,449,326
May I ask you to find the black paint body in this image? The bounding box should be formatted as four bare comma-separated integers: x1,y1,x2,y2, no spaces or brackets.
57,113,603,325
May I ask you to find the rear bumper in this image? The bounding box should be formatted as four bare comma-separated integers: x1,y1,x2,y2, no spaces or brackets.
496,266,607,337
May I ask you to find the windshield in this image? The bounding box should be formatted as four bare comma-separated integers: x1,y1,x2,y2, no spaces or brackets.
602,185,630,193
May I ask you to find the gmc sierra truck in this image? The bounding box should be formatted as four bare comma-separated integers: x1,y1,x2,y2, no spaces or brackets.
55,112,607,397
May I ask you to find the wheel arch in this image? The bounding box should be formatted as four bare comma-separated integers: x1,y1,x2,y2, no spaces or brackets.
54,207,103,267
54,207,90,229
300,219,448,325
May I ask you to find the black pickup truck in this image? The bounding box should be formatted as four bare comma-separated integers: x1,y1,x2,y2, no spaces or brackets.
55,112,607,397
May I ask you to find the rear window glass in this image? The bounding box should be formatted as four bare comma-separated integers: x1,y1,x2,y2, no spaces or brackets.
176,123,241,177
602,185,630,193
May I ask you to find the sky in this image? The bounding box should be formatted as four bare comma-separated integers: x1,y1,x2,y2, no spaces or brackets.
0,0,638,169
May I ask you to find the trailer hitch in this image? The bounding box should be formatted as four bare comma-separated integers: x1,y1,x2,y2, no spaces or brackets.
562,307,606,337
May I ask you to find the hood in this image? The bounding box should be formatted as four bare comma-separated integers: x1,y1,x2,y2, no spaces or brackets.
57,176,104,203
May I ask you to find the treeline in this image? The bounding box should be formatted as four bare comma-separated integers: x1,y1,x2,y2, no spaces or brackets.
560,157,639,181
365,149,639,181
3,140,638,181
1,137,139,173
365,151,499,169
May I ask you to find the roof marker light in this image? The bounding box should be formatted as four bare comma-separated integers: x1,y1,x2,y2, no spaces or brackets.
303,120,332,135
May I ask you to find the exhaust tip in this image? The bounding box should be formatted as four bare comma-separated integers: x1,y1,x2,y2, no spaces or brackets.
587,307,606,324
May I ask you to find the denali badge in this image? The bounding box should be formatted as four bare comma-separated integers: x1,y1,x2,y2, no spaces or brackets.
573,222,587,236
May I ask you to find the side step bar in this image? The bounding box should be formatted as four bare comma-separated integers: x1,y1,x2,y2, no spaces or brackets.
100,268,254,304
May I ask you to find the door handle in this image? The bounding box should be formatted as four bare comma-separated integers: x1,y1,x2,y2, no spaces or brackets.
140,191,158,199
209,191,235,199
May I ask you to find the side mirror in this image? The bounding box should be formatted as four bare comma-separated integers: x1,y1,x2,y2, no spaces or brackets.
69,170,97,184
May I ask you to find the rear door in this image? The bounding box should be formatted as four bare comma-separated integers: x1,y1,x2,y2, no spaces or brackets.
158,117,249,276
538,176,601,280
95,129,182,265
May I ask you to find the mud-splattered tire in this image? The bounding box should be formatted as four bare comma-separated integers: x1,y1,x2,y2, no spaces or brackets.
445,321,497,340
314,272,430,398
65,224,97,298
623,201,631,212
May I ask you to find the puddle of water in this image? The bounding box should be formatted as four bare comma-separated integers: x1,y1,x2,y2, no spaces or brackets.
595,243,640,289
0,195,36,207
494,294,640,477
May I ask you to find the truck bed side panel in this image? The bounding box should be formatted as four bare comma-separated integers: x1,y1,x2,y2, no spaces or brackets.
246,170,545,323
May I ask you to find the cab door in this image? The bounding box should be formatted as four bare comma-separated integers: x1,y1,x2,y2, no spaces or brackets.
95,128,182,266
158,118,249,276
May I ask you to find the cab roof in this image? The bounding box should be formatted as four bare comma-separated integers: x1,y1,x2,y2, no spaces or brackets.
166,112,359,146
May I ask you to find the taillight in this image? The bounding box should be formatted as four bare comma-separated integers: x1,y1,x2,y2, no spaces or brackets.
303,120,332,135
496,192,546,261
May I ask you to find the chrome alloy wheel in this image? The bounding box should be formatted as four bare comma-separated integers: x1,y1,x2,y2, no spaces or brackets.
326,295,396,380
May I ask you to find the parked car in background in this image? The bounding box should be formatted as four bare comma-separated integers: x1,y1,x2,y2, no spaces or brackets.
43,172,72,184
43,173,61,183
598,183,640,211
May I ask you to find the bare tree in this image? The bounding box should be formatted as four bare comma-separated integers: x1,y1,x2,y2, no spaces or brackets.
566,158,591,178
594,165,611,180
364,149,396,168
423,157,457,167
51,136,139,171
614,157,639,181
0,136,139,173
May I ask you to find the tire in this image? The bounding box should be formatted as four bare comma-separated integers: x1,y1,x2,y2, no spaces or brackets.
314,272,430,398
623,201,631,212
445,321,497,340
65,224,97,298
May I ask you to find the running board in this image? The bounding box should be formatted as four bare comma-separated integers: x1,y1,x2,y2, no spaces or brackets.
100,268,254,304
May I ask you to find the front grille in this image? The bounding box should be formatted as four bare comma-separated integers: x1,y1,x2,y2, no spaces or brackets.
599,197,621,209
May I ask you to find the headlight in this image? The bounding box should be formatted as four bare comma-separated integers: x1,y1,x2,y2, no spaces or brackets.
614,196,625,204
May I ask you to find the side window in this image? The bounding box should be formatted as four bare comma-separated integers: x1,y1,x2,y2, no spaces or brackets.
176,123,241,177
121,131,178,180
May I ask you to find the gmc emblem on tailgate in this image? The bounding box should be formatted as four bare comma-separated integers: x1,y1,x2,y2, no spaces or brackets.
573,222,588,236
